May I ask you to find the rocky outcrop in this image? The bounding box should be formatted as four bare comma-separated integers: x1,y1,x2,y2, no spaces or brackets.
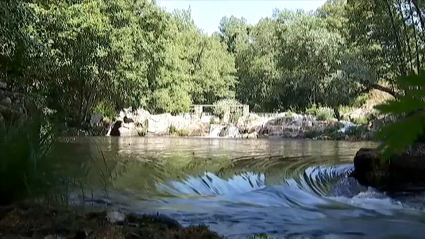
107,109,373,140
237,113,346,139
351,144,425,192
109,107,209,137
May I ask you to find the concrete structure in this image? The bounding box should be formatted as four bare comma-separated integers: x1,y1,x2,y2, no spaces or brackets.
191,104,250,117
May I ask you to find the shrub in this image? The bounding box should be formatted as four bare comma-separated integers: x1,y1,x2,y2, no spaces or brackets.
305,104,335,121
169,125,189,136
213,99,242,123
352,117,368,125
352,93,369,108
305,103,318,116
93,101,116,120
210,117,219,125
315,107,335,121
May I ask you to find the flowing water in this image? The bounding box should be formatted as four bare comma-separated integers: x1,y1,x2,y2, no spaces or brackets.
57,137,425,238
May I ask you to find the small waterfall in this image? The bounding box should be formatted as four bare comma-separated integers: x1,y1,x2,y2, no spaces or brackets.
209,124,225,137
338,121,358,133
106,123,113,136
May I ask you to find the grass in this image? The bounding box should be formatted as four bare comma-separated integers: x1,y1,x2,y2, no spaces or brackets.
0,113,112,206
305,104,335,121
169,125,190,136
0,115,59,205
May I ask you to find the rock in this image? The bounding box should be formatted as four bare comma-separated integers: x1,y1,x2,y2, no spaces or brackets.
109,121,122,136
123,116,134,123
247,132,258,139
109,108,208,137
352,144,425,192
89,113,103,128
1,97,11,106
0,82,6,89
147,113,172,135
107,211,126,224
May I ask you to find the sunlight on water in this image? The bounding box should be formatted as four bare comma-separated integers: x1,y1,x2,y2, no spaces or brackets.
57,137,425,239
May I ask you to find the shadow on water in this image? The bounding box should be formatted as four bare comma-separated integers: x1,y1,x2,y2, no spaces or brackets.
56,137,425,238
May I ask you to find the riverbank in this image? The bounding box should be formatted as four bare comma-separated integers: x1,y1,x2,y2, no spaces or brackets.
0,203,223,239
81,107,379,141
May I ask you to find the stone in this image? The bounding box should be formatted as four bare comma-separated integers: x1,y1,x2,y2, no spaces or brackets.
352,145,425,192
1,97,11,106
90,113,103,127
247,132,258,139
109,121,123,136
0,82,6,89
106,211,126,224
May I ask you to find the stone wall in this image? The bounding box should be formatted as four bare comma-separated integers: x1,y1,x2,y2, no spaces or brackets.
0,82,36,125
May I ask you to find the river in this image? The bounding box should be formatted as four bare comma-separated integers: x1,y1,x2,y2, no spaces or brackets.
55,137,425,239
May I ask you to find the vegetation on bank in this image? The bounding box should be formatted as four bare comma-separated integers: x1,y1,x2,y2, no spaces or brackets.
1,0,425,237
1,0,419,129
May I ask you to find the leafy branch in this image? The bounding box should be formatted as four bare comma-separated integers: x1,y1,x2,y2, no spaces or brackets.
374,70,425,160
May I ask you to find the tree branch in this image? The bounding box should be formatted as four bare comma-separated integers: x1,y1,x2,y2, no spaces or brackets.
368,83,398,97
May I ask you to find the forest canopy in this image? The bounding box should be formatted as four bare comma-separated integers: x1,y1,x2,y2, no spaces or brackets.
1,0,423,125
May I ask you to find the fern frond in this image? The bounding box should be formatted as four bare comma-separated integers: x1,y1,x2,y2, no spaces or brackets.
376,113,425,160
374,72,425,160
396,70,425,88
374,96,425,115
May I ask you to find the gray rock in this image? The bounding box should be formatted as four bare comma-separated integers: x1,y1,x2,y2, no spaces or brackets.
90,113,103,127
1,97,12,106
106,211,126,224
0,82,6,89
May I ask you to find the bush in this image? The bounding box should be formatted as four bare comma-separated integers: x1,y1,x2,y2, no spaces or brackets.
305,104,335,121
305,103,318,116
352,117,368,125
213,99,242,123
352,93,369,108
93,101,116,121
210,117,219,125
316,107,335,121
169,125,189,136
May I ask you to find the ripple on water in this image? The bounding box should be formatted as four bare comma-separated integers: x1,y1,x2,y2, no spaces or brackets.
61,138,425,238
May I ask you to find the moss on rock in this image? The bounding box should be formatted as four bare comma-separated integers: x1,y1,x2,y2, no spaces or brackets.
0,204,223,239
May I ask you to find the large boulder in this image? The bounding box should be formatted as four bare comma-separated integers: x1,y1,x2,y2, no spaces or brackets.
352,144,425,192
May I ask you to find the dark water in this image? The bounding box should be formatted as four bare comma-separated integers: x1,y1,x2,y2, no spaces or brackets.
57,137,425,239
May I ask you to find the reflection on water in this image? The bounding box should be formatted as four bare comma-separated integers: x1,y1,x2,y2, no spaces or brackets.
57,137,425,239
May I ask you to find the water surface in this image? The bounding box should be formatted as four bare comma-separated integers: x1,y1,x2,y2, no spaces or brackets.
57,137,425,238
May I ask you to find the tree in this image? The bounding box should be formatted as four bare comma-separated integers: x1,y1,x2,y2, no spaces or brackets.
274,12,346,110
236,18,280,111
346,0,425,97
218,16,250,55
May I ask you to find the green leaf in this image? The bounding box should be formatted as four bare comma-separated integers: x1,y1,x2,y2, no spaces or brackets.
376,112,425,160
396,70,425,88
374,96,425,115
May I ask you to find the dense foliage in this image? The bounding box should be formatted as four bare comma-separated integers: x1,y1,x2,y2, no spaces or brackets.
375,72,425,159
1,0,424,127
